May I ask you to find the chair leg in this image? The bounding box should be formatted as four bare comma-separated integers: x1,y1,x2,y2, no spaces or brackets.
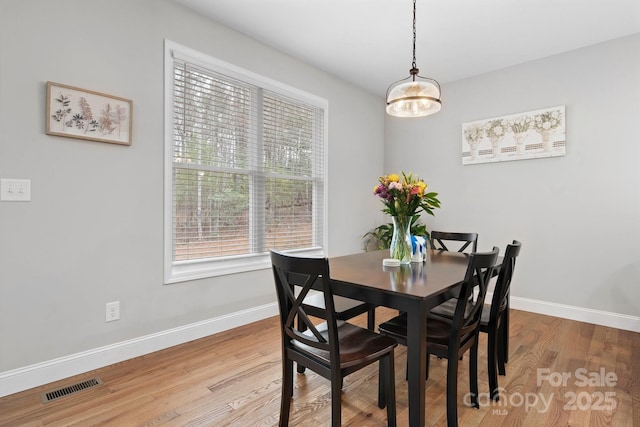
331,372,342,427
425,354,430,380
367,307,376,331
380,353,397,427
502,306,510,364
446,352,459,427
469,343,479,409
296,317,307,374
378,359,386,409
405,357,408,381
497,322,507,375
280,357,294,427
487,327,499,401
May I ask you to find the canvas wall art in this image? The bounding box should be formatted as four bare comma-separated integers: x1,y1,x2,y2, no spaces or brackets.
461,105,565,165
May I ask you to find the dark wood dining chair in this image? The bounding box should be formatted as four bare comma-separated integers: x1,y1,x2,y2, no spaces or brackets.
430,240,521,401
377,247,499,427
429,231,478,253
270,250,397,427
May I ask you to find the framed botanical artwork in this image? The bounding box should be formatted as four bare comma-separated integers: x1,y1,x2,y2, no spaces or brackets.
461,105,565,165
46,82,132,146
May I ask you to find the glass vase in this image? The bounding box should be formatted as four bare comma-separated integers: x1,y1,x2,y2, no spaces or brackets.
390,215,412,264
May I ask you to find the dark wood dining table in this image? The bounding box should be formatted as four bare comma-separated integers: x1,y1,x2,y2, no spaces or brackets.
328,249,472,427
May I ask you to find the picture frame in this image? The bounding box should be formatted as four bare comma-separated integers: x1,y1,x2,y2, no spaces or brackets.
461,105,565,165
46,81,132,146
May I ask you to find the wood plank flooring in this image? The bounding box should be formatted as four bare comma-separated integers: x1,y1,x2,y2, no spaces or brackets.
1,308,638,426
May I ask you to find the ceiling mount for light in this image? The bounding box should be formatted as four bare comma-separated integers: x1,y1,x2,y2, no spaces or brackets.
386,0,442,118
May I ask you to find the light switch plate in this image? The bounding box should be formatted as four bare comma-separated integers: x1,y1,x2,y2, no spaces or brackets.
0,179,31,201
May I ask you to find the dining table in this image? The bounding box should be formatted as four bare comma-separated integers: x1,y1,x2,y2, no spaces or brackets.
328,249,474,427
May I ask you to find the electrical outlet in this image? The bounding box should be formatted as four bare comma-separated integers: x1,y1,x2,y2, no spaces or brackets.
106,301,120,322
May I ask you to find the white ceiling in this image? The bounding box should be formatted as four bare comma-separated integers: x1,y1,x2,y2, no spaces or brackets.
173,0,640,96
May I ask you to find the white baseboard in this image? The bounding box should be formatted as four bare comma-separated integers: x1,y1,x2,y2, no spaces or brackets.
2,297,638,399
0,303,278,398
499,293,640,333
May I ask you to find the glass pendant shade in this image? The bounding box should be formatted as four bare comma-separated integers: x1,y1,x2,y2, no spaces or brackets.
386,0,442,118
386,72,442,118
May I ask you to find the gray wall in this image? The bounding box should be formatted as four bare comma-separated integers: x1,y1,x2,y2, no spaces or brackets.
385,34,640,316
0,0,384,373
3,0,637,387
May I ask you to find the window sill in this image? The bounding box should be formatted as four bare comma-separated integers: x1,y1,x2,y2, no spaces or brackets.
164,248,324,284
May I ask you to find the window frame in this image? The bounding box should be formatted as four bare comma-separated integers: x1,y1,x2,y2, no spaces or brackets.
164,40,329,284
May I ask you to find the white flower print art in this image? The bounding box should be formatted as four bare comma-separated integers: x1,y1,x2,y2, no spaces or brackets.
461,106,565,165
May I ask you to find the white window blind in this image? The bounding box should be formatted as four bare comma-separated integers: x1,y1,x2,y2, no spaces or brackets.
164,41,327,283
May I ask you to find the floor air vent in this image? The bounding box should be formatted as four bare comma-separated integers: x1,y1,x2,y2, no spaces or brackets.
41,377,103,403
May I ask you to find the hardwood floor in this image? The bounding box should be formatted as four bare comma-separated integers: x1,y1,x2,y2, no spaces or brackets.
1,308,638,426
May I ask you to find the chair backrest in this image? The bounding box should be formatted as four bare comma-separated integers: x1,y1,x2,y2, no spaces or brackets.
487,240,521,325
451,247,499,344
270,250,339,359
430,231,478,253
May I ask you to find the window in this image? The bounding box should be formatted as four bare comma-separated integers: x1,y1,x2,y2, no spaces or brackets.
164,41,328,283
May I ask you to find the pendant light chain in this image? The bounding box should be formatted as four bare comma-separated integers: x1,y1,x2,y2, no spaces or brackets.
411,0,417,71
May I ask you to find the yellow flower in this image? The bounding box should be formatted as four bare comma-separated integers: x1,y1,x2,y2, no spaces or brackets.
387,174,400,182
417,181,427,195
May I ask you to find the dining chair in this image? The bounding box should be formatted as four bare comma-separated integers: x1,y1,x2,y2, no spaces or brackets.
430,240,521,401
429,231,478,253
377,247,499,427
270,250,397,427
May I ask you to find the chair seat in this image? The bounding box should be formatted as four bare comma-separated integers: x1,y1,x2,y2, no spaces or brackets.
429,298,457,318
295,321,397,369
379,313,475,346
303,292,373,321
429,298,490,325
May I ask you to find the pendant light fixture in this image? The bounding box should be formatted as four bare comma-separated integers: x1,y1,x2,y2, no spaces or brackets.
385,0,442,118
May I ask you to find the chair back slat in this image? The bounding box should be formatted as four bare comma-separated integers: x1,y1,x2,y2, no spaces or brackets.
489,240,522,325
276,269,326,344
430,231,479,253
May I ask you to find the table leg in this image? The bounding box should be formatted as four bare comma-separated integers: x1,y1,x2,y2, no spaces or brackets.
406,302,427,427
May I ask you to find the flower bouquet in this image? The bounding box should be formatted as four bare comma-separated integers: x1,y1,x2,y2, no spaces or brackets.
373,172,440,263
